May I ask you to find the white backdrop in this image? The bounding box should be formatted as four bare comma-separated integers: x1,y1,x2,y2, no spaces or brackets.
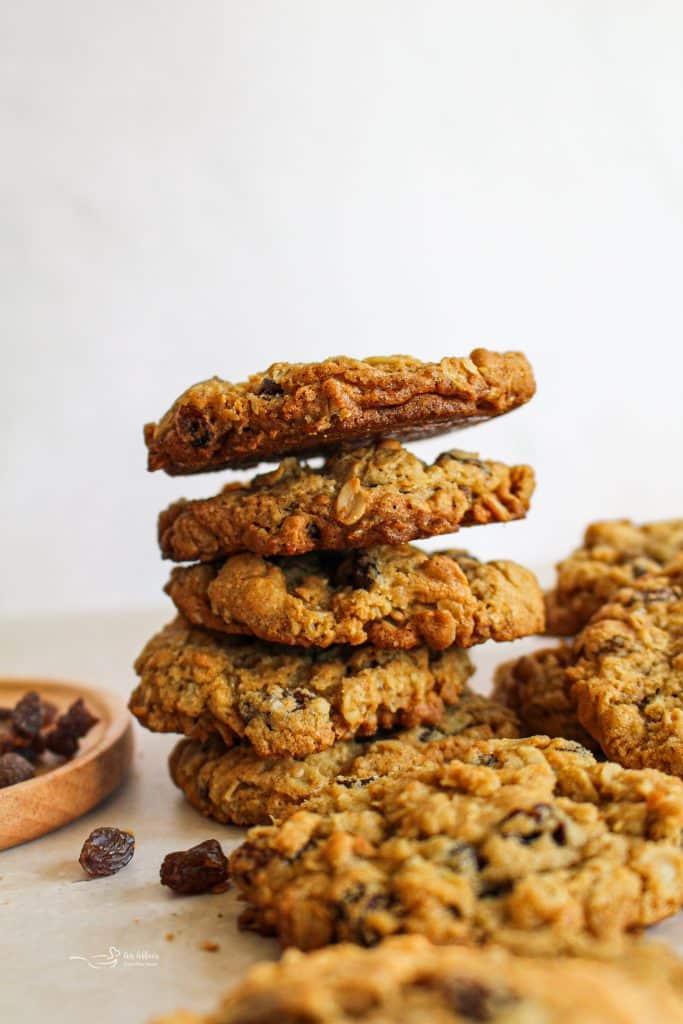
2,1,682,617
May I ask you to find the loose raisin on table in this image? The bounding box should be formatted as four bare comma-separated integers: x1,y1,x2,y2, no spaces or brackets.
0,751,36,787
46,698,99,757
160,839,229,895
79,827,135,877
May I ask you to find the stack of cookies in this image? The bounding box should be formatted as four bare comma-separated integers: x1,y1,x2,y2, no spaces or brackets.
130,349,544,828
134,356,683,1023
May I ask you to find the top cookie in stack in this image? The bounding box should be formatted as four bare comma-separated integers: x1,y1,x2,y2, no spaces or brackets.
143,348,535,474
130,350,543,823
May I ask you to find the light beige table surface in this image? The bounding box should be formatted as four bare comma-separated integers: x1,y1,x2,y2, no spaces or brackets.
1,609,682,1022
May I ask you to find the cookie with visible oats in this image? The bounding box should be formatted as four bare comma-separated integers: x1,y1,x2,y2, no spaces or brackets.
545,519,683,636
230,735,683,955
144,350,535,474
169,689,519,826
492,645,600,753
158,441,535,562
165,546,544,650
569,569,683,775
152,935,683,1024
130,617,472,759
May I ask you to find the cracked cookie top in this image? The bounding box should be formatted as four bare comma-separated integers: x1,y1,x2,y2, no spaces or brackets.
144,349,535,474
158,440,535,561
152,934,683,1024
130,617,472,759
169,688,520,826
165,546,544,650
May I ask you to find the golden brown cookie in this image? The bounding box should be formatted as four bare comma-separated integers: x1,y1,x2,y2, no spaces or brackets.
230,736,683,954
158,441,535,562
492,645,600,753
546,519,683,635
130,617,472,759
169,689,520,826
165,547,544,650
570,570,683,775
152,935,683,1024
144,350,536,474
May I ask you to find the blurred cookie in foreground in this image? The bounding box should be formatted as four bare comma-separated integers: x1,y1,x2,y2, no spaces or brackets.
151,935,683,1024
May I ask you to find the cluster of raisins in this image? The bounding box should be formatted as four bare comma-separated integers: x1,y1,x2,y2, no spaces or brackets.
0,691,98,788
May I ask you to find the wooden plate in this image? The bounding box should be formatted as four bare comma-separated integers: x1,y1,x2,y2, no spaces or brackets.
0,678,134,851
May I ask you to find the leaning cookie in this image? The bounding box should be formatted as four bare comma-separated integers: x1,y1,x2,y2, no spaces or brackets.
545,518,683,636
130,617,472,759
158,440,535,562
144,349,536,474
569,569,683,775
169,689,520,826
165,547,544,650
230,735,683,955
151,934,683,1024
492,645,600,753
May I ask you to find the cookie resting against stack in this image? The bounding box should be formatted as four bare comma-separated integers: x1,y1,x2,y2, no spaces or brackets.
494,519,683,771
131,350,544,839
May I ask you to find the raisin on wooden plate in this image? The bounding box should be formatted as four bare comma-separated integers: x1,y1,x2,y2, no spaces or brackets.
12,692,44,738
45,698,99,757
160,839,229,894
79,827,135,877
0,752,36,788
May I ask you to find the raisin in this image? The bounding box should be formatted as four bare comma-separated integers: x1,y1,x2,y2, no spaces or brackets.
480,880,513,899
0,751,36,787
337,775,376,789
12,691,43,737
444,842,480,876
342,883,366,904
499,803,565,845
444,978,518,1021
45,698,99,758
259,376,284,397
345,552,377,590
41,701,59,726
0,707,13,721
79,827,135,877
178,407,213,449
596,636,627,657
160,839,229,894
290,689,312,710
